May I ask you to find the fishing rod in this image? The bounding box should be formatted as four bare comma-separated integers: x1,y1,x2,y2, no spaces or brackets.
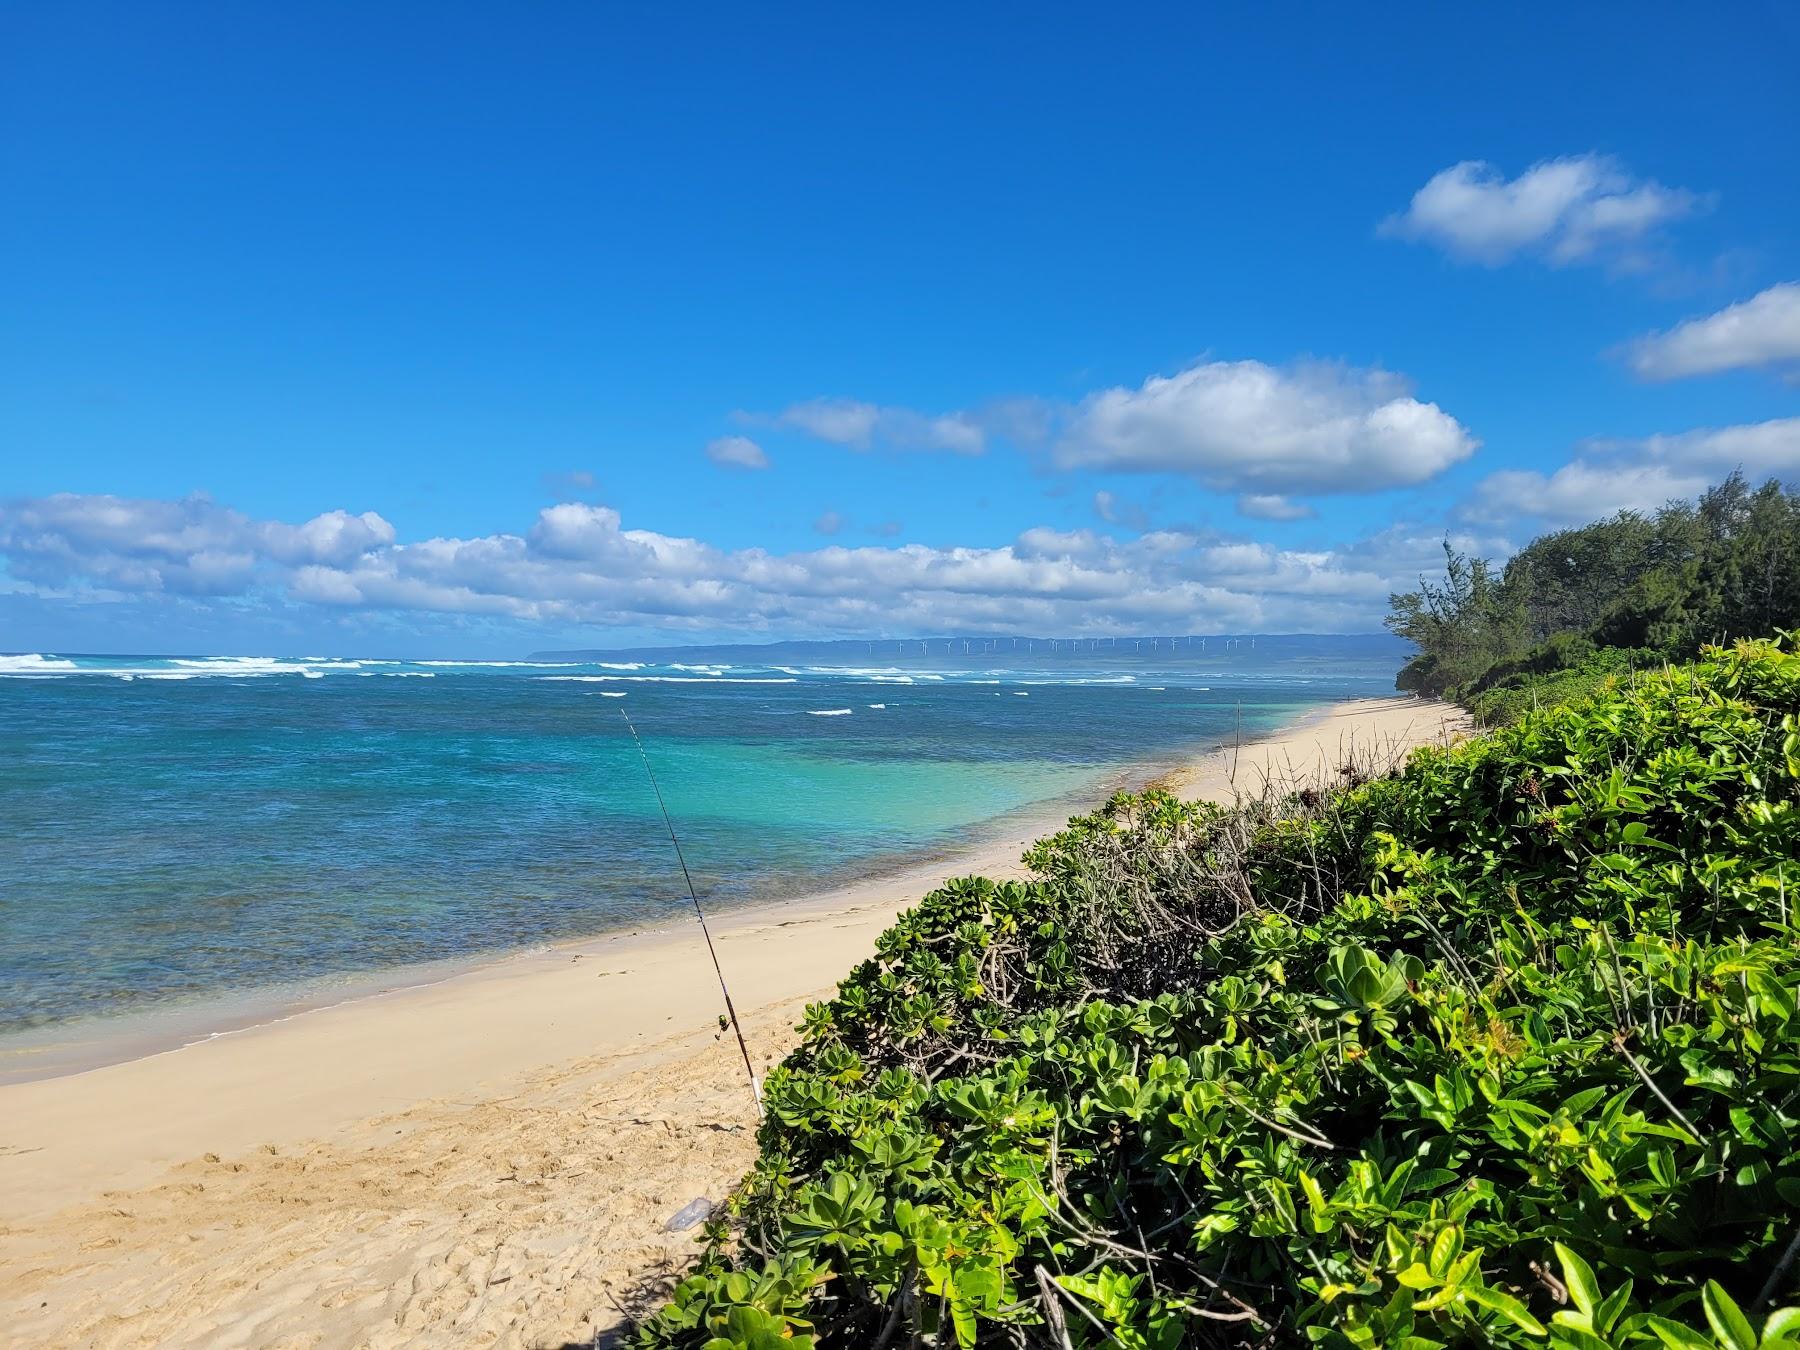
619,709,763,1118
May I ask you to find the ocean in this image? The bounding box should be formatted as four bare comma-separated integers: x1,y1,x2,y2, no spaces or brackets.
0,642,1401,1062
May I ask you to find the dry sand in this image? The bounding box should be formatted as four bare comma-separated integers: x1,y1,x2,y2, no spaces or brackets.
0,696,1467,1349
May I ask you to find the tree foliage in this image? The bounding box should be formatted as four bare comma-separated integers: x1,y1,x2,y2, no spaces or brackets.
1387,475,1800,720
635,637,1800,1347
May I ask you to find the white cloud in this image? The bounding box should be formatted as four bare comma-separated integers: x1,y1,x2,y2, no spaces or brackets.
1627,282,1800,381
770,398,985,454
705,435,770,470
262,509,397,565
1382,155,1703,268
813,510,845,536
752,358,1473,499
1054,360,1476,493
0,491,1456,635
1466,462,1710,528
0,493,396,596
1462,417,1800,526
1236,494,1316,522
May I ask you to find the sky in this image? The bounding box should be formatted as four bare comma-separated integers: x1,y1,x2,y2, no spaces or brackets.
3,2,1799,656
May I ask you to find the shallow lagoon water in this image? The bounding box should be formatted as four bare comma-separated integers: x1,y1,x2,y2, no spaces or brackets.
0,652,1396,1044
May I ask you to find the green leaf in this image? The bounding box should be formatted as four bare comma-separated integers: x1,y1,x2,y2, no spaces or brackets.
1428,1226,1463,1281
1643,1314,1714,1350
1703,1282,1757,1350
1594,1279,1634,1336
1465,1283,1547,1335
1550,1326,1614,1350
1764,1308,1800,1345
1396,1264,1438,1290
1555,1243,1601,1319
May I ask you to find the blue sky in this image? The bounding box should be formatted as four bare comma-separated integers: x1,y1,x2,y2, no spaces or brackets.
3,2,1798,655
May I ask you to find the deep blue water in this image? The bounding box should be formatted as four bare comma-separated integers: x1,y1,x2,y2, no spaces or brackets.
0,650,1397,1039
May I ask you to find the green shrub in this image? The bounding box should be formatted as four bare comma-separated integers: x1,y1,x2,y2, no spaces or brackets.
635,638,1800,1348
1465,647,1657,727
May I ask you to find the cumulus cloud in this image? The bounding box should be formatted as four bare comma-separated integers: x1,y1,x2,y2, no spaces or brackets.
749,358,1474,499
0,491,1455,635
1462,417,1800,526
0,493,395,596
1236,494,1316,522
705,435,770,470
262,509,397,565
1627,282,1800,381
768,398,985,454
1381,155,1704,268
1054,360,1476,494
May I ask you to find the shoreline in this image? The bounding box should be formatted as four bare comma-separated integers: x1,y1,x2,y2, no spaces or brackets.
0,694,1467,1348
0,694,1331,1088
0,750,1130,1088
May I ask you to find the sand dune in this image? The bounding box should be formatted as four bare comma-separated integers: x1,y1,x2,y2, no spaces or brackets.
0,696,1466,1348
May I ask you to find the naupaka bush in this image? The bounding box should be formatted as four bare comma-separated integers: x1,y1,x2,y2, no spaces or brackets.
636,637,1800,1348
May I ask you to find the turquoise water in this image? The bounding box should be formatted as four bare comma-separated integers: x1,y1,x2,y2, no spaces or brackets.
0,649,1397,1043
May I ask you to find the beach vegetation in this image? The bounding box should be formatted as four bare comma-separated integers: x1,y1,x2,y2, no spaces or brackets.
633,636,1800,1346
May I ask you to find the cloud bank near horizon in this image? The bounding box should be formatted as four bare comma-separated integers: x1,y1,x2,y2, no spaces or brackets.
1,489,1504,641
9,404,1797,644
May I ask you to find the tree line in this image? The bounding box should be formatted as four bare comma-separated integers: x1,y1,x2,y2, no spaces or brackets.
1386,472,1800,722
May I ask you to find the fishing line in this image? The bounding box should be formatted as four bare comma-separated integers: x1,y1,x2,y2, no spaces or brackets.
619,709,763,1117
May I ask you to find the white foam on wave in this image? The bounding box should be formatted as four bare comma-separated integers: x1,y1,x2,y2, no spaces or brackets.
1015,674,1137,686
867,703,886,709
171,656,359,673
805,665,906,678
56,656,346,679
1014,691,1029,696
413,659,579,668
806,665,956,682
808,708,853,716
382,671,435,678
538,674,798,684
125,665,328,680
0,653,79,674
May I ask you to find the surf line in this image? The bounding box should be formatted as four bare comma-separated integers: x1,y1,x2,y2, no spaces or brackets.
618,709,763,1118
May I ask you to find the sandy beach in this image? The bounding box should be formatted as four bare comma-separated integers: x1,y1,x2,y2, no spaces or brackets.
0,695,1466,1349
